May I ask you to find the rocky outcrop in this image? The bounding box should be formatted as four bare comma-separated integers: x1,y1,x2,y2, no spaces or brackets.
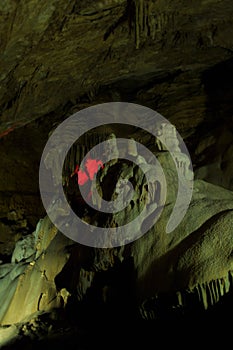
1,0,233,347
0,216,73,326
1,120,233,334
1,171,233,329
0,0,233,256
0,1,232,247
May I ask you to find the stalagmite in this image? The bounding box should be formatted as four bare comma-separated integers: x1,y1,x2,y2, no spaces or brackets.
154,123,180,152
104,133,119,160
173,152,193,181
128,138,138,157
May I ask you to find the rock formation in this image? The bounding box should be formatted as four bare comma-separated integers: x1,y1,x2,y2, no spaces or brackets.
0,0,233,348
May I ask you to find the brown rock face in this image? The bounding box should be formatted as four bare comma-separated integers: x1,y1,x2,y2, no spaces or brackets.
1,0,233,132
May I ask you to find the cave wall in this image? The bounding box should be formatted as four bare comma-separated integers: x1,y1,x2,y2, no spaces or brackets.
0,0,233,346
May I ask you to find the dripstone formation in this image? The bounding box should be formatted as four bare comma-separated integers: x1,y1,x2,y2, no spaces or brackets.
0,0,233,348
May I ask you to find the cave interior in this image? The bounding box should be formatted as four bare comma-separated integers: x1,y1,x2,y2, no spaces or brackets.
0,0,233,348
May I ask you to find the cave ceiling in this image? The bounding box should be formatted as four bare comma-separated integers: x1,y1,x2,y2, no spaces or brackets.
0,0,233,138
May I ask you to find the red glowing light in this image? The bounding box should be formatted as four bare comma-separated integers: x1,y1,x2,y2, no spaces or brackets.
84,158,104,181
71,158,104,186
73,165,89,185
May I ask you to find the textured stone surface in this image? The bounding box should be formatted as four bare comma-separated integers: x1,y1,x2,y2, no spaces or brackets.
0,0,233,135
0,0,233,347
0,216,72,325
1,170,233,327
0,0,233,242
0,177,233,345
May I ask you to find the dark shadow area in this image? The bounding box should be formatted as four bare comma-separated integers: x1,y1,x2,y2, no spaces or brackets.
197,57,233,141
203,57,233,124
190,58,233,169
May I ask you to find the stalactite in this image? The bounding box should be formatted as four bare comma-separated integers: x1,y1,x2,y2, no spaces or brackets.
134,0,151,49
140,271,233,320
193,273,233,310
176,291,183,306
212,279,219,303
200,283,208,310
133,1,178,48
135,0,140,49
134,0,161,49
